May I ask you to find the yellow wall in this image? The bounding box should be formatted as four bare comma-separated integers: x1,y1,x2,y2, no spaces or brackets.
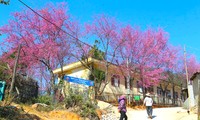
54,58,182,98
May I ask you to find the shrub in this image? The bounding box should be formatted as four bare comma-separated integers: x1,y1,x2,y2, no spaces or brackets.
14,74,39,104
64,93,83,108
0,106,19,119
35,104,54,112
80,100,98,119
34,95,52,105
63,89,99,120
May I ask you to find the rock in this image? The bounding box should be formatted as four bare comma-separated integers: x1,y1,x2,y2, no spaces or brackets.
32,103,48,109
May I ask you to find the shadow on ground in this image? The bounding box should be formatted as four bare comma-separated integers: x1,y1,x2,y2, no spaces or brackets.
0,106,41,120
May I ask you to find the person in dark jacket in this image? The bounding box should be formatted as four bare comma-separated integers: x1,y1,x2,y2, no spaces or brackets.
118,95,128,120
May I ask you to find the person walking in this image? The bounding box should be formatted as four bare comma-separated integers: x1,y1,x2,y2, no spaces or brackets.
118,95,128,120
143,93,153,119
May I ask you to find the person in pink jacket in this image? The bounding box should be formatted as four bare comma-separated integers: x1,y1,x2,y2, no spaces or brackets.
118,95,128,120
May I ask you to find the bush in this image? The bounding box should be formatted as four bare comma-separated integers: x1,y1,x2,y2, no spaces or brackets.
63,89,99,120
0,106,19,119
80,100,98,119
14,74,39,104
35,104,54,112
64,93,83,108
34,95,52,105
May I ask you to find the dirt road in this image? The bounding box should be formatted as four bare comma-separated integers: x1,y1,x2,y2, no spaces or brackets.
98,101,197,120
124,107,197,120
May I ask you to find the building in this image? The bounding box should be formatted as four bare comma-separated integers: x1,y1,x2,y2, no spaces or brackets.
190,72,200,105
53,58,183,105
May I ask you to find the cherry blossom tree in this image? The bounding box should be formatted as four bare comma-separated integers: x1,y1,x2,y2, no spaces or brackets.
160,47,183,104
74,15,124,97
187,55,200,80
0,3,79,95
116,26,178,96
160,50,200,104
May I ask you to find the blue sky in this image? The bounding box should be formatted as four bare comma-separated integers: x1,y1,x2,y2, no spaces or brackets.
1,0,200,60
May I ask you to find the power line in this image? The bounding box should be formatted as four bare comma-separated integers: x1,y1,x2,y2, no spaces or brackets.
18,0,127,59
19,0,188,61
18,0,92,48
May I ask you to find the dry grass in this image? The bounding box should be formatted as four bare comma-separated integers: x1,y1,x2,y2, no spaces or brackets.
0,103,87,120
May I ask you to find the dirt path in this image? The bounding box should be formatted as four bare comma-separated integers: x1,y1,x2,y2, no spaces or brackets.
98,101,197,120
123,107,197,120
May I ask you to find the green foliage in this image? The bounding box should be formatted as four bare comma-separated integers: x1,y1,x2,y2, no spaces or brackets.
64,89,83,108
63,89,98,119
90,40,105,60
35,104,54,112
0,61,10,81
33,95,52,105
89,69,105,83
81,40,105,60
0,106,18,119
80,100,98,118
14,74,38,104
58,79,64,85
30,95,54,112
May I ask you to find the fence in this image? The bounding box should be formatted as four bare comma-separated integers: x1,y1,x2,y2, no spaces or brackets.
96,93,183,107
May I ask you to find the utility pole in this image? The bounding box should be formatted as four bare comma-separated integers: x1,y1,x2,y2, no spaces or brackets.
9,44,21,97
184,45,190,114
184,45,195,114
184,46,189,87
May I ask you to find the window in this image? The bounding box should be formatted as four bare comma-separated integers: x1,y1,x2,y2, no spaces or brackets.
111,75,120,87
157,87,162,96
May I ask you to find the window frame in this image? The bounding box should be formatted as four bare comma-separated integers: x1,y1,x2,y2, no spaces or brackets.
111,75,120,87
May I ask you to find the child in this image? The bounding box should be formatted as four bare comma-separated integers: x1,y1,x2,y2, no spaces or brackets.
118,95,128,120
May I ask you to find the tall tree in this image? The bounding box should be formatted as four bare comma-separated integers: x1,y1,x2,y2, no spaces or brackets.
72,39,107,98
116,26,177,96
73,15,123,97
0,3,78,95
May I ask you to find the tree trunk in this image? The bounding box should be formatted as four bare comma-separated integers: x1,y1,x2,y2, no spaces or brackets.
160,84,165,105
49,70,56,102
97,63,109,96
172,84,175,105
9,45,21,97
142,86,146,98
94,80,98,99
